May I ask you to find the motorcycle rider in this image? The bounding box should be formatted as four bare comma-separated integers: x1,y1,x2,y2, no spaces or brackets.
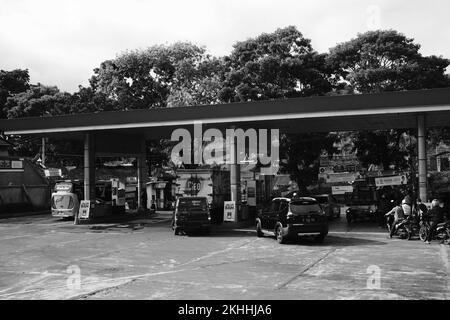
416,198,428,216
385,199,406,238
425,199,444,244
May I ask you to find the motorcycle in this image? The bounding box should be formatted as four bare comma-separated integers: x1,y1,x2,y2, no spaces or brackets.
386,213,412,240
419,216,450,244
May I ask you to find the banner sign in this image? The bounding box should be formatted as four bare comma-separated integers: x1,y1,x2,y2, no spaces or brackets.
325,172,359,183
78,200,91,219
375,175,408,187
44,168,62,177
332,185,354,195
223,201,236,222
0,159,24,172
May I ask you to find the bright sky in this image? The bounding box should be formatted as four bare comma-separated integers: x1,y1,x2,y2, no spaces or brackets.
1,0,449,93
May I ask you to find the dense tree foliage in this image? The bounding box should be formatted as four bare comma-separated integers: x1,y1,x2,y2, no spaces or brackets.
4,84,70,118
0,69,30,118
219,26,332,102
327,30,450,93
91,42,224,109
327,30,450,173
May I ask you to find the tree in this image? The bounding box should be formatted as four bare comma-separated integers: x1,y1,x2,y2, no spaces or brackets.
68,86,119,114
280,133,337,194
327,30,450,172
219,26,332,102
218,26,337,190
166,56,225,107
327,29,450,93
3,83,71,118
0,69,30,118
351,130,415,170
91,42,223,110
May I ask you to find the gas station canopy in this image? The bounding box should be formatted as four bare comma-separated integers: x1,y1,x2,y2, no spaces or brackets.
2,87,450,203
1,87,450,140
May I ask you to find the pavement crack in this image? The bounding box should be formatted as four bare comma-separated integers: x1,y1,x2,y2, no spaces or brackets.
276,248,337,290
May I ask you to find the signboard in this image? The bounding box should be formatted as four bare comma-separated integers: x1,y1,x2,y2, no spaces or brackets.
44,168,62,177
55,182,72,192
325,172,359,183
375,175,408,187
320,154,359,167
11,160,23,169
0,159,24,172
186,176,202,195
78,200,91,219
332,185,354,195
223,201,236,222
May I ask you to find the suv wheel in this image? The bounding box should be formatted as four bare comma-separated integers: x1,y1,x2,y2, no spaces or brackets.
256,220,264,237
315,233,326,243
174,227,180,235
276,225,287,244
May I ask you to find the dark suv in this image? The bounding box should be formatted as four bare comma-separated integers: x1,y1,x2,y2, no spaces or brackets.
256,197,328,244
172,196,211,235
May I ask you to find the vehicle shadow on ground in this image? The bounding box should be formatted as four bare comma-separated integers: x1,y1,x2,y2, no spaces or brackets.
89,223,146,232
278,234,387,247
179,229,388,247
182,229,255,238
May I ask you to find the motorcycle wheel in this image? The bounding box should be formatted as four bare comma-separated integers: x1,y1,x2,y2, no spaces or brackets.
419,226,428,242
405,228,412,240
443,229,450,245
398,227,407,239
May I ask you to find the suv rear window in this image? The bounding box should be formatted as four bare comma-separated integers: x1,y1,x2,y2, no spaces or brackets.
290,200,321,214
177,198,207,210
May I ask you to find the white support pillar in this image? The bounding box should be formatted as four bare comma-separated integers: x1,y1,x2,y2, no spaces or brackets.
229,133,241,222
417,114,427,202
76,132,95,225
137,139,147,211
83,132,95,201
